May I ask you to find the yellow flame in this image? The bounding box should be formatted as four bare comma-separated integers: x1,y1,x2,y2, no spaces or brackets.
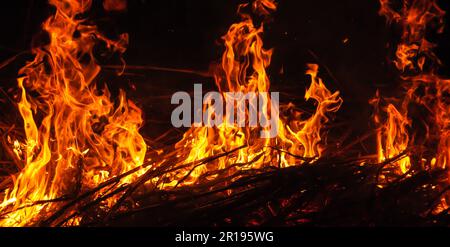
160,0,342,188
375,0,449,210
0,0,147,226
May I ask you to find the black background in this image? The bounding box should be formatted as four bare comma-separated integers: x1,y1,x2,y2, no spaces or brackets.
0,227,449,245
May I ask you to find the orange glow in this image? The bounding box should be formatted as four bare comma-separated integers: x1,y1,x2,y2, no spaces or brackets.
0,0,147,226
371,94,411,174
103,0,127,12
158,0,342,188
0,0,446,227
375,0,449,206
0,0,382,226
0,0,342,226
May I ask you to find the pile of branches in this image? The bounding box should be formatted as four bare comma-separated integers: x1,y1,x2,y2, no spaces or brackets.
1,124,448,226
98,151,450,227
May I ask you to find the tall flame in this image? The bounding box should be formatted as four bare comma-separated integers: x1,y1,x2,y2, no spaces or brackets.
160,0,342,188
0,0,344,225
374,0,449,195
0,0,147,226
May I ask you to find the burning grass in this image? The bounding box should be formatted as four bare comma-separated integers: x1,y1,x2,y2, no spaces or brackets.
1,129,448,226
0,0,448,226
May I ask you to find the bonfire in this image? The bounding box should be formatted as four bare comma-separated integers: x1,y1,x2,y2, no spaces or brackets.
0,0,448,226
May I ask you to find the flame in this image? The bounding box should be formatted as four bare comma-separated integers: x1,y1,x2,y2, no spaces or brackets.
159,0,342,188
374,0,449,204
0,0,147,226
379,0,444,72
370,92,411,174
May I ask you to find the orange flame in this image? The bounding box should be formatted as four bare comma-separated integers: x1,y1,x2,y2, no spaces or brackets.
160,0,342,188
0,0,344,225
379,0,444,72
0,0,147,226
375,0,449,205
370,92,411,174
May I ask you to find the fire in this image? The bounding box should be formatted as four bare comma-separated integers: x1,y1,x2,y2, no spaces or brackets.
0,0,147,226
0,0,343,225
159,0,342,188
0,0,445,227
374,0,449,201
0,0,342,226
370,92,411,174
